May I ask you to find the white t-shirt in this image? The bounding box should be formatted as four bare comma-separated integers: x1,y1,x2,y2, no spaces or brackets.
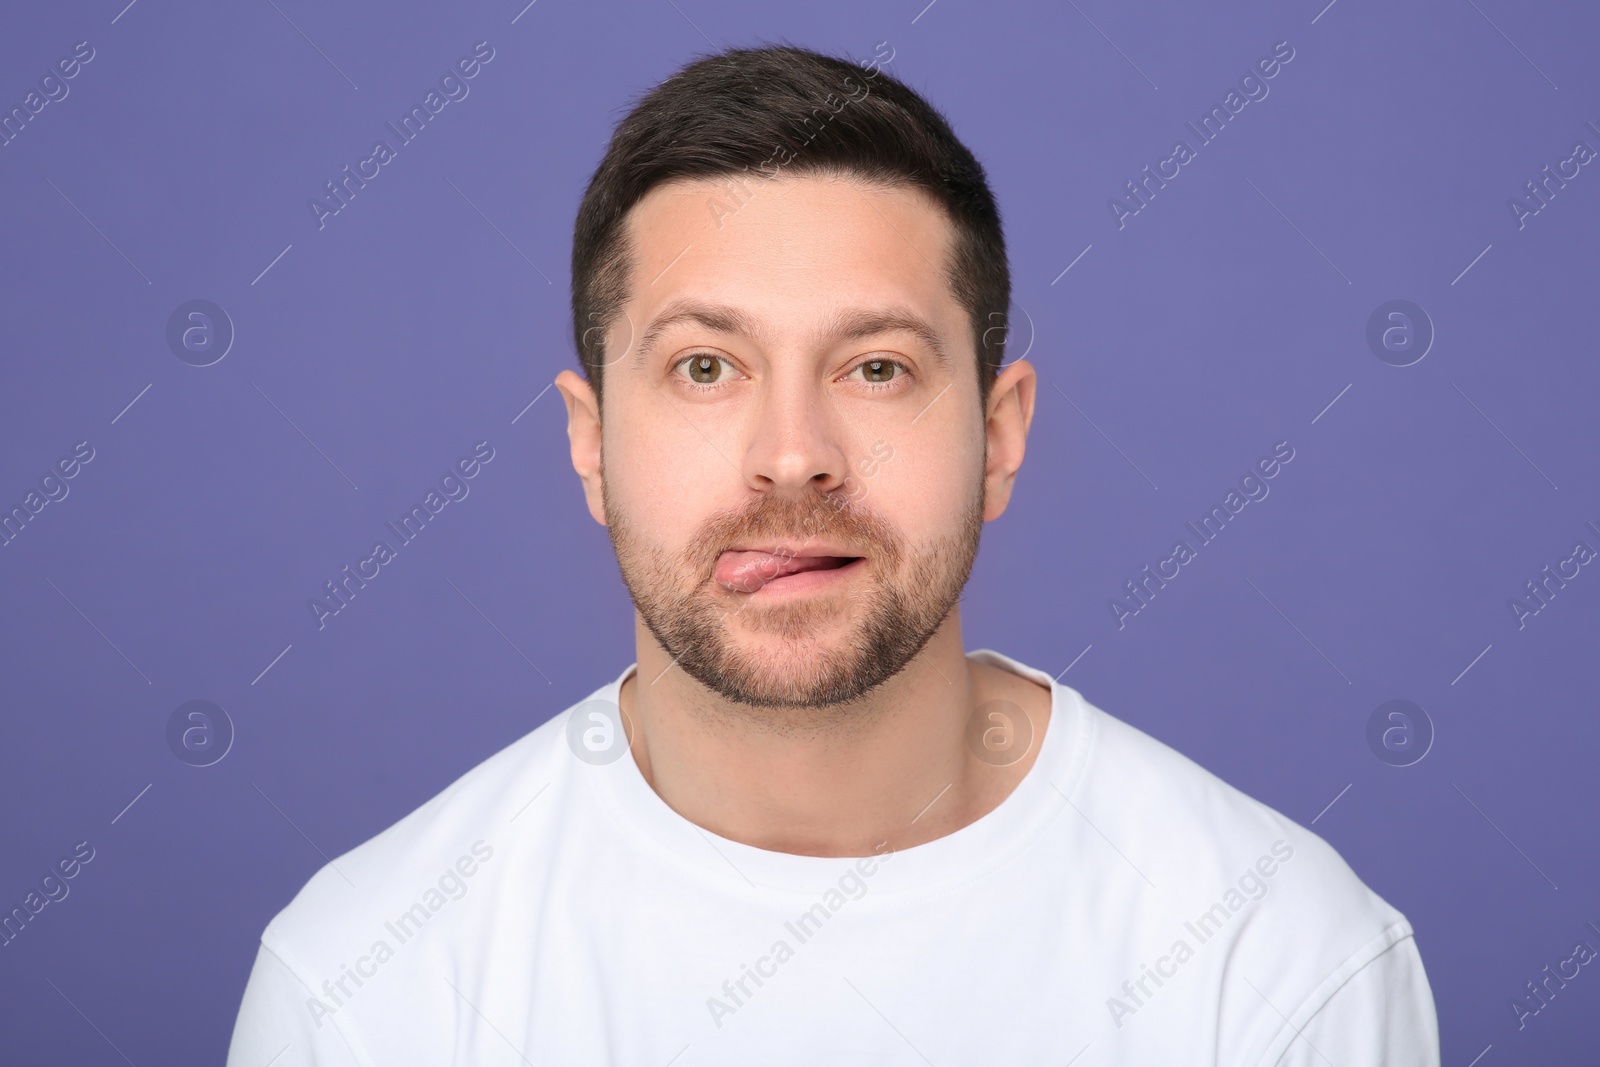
227,649,1439,1066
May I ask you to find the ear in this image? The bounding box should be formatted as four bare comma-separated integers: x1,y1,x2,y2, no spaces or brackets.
554,368,607,526
981,359,1037,522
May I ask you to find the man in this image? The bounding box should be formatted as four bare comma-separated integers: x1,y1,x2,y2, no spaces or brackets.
228,44,1439,1065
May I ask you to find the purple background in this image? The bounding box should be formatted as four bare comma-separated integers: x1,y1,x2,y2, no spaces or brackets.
2,0,1597,1062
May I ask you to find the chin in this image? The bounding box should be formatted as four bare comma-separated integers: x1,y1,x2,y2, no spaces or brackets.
725,602,860,643
700,675,876,713
687,627,911,712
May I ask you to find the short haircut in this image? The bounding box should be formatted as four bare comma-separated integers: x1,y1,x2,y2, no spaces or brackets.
570,42,1011,411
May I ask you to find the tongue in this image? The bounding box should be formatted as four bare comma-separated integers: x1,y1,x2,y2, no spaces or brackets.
715,551,851,593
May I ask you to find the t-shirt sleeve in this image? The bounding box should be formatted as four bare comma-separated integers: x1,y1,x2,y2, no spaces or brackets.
1271,934,1440,1067
226,941,367,1067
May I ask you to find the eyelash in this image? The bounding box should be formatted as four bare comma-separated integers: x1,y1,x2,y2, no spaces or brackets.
671,354,913,392
850,358,912,390
671,353,735,392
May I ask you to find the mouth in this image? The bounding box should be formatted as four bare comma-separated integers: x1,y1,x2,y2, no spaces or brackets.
714,548,867,595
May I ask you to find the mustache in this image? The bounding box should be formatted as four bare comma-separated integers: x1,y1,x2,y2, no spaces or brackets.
692,490,904,577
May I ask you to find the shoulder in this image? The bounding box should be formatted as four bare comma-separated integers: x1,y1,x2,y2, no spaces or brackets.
1075,694,1401,902
1061,689,1431,1056
1064,688,1416,999
255,694,584,968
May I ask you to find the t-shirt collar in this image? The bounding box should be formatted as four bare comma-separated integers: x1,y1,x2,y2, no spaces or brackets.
580,649,1091,902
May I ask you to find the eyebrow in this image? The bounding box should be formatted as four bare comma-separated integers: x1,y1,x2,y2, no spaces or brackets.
633,299,952,371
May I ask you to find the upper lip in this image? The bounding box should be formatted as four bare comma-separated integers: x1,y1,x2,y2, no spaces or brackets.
723,543,863,559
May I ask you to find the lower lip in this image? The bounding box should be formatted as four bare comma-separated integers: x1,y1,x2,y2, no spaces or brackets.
744,557,867,597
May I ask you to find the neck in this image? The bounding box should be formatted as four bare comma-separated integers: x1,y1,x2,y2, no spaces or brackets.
617,609,1051,858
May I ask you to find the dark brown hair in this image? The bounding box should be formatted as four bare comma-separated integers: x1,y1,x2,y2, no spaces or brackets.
570,42,1011,411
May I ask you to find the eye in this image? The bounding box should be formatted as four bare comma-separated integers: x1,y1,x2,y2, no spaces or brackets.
675,352,737,386
848,358,908,386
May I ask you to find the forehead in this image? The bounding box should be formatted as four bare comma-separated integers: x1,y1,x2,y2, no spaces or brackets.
619,173,963,340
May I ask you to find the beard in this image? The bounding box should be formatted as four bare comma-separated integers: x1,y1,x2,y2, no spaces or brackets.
604,471,984,714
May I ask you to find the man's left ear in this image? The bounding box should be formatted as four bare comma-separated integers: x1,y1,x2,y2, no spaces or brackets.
981,359,1037,521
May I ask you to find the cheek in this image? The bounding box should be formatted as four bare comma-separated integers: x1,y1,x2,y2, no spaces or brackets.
605,405,730,538
865,437,981,541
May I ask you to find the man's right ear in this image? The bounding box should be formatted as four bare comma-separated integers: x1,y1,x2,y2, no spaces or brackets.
554,369,607,526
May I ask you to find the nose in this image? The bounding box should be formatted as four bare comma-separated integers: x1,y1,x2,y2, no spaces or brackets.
741,375,850,497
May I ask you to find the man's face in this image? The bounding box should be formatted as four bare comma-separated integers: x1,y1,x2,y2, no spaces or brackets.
585,173,994,710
